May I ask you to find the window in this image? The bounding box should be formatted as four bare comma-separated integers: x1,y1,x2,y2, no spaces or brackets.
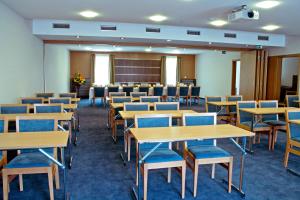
166,56,177,85
94,54,110,86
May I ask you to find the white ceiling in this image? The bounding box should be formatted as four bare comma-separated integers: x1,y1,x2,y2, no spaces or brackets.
2,0,299,36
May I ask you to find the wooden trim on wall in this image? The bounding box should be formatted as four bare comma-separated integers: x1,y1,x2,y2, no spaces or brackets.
231,61,237,95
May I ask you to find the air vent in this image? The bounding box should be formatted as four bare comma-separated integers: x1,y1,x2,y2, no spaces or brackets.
258,35,269,41
101,25,117,31
187,30,200,35
52,23,70,29
146,27,161,33
224,33,237,38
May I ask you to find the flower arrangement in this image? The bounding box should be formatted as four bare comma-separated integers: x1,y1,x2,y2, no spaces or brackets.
73,72,86,86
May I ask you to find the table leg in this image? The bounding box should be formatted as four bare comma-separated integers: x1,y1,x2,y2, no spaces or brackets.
246,114,255,154
120,123,134,165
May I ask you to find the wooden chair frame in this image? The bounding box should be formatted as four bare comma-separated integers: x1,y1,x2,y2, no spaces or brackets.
0,104,30,113
33,104,63,113
153,102,180,111
19,98,44,104
285,95,299,107
182,112,232,197
48,97,71,104
134,114,186,200
226,95,243,124
189,86,201,106
205,96,229,122
0,116,8,168
140,96,161,103
59,93,77,98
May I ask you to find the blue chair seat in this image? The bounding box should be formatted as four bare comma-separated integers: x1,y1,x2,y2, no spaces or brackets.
241,121,271,128
140,148,183,163
188,145,231,159
5,153,53,168
263,120,286,126
292,137,300,142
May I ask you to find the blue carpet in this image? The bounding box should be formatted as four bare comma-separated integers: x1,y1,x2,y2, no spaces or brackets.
1,99,299,200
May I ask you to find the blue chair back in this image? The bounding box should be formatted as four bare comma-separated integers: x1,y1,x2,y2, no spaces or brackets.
139,86,149,95
183,113,216,146
34,104,62,113
135,114,171,149
124,103,149,111
0,105,28,114
21,98,43,104
59,93,77,98
112,97,132,103
206,97,222,112
286,95,299,107
36,93,54,99
191,87,200,97
155,102,179,110
167,86,177,97
237,101,256,123
227,96,242,113
179,87,189,96
259,101,278,121
0,119,7,133
49,98,70,104
94,87,105,97
109,92,126,97
286,110,300,140
123,87,134,96
130,92,147,98
108,86,119,93
140,96,160,103
153,87,164,96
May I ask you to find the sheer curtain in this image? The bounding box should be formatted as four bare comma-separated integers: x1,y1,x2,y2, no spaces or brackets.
109,55,115,84
176,56,182,84
94,54,110,86
166,56,177,85
160,56,166,85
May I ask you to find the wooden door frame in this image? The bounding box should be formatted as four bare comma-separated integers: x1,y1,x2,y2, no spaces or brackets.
231,59,240,95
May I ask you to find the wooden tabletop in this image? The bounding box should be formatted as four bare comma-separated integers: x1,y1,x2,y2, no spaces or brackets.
239,107,292,115
288,120,300,125
0,112,73,121
0,131,69,150
28,104,77,110
119,110,197,119
130,124,254,143
111,102,154,109
207,101,236,106
107,97,140,102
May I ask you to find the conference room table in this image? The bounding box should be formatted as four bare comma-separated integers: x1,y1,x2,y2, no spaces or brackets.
129,124,254,199
28,104,78,110
207,101,237,115
0,131,70,200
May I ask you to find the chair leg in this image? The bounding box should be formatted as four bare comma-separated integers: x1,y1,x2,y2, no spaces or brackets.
2,170,8,200
19,174,24,191
48,168,54,200
268,131,272,151
284,143,290,168
127,135,131,161
193,160,199,197
211,164,215,179
272,129,277,150
144,166,148,200
228,160,233,193
54,165,60,189
182,163,186,199
167,168,171,183
124,132,127,153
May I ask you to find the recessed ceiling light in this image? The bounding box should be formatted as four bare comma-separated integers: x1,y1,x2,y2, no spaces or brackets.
120,37,125,40
76,35,80,39
79,10,99,18
84,47,92,51
116,47,122,51
208,42,212,45
262,24,280,31
145,47,152,52
171,49,181,54
149,15,167,22
210,20,228,27
166,39,172,42
256,1,280,9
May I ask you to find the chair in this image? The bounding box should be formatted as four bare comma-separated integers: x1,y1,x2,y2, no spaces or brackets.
20,97,43,104
59,93,77,98
140,96,160,103
93,87,105,106
182,113,233,197
130,92,147,98
153,86,163,97
2,116,60,200
135,114,186,200
123,86,134,96
0,104,29,114
178,86,189,106
107,86,119,94
205,96,229,121
236,101,273,150
139,86,149,95
226,95,242,124
49,97,71,104
109,92,126,97
259,100,286,150
34,104,63,113
166,86,177,102
284,109,300,168
111,97,132,142
36,93,54,99
189,86,201,106
154,102,179,111
0,117,8,168
124,103,150,161
286,95,299,107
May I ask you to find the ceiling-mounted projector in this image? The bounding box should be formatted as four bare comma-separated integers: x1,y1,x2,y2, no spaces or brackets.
228,5,259,21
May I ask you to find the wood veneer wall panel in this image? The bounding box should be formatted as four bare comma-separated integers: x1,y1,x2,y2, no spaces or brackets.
266,56,282,100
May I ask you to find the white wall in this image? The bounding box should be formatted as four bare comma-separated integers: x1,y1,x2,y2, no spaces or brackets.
281,57,299,87
44,44,70,93
196,51,240,97
0,2,43,103
269,35,300,56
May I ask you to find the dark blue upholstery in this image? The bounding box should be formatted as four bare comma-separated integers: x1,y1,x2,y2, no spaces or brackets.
206,97,222,112
238,102,256,123
124,104,148,111
110,92,126,97
188,146,231,159
155,103,178,110
49,98,70,104
191,87,200,97
112,97,131,103
167,87,177,97
153,87,163,96
289,123,300,141
287,96,299,107
0,106,27,114
5,153,52,168
35,105,62,113
59,93,76,98
123,87,134,96
0,120,4,132
179,87,189,96
139,87,149,95
21,99,43,104
185,115,215,146
36,93,53,98
288,112,300,120
227,96,241,113
140,148,183,163
140,97,160,103
241,121,271,129
260,101,278,121
108,87,119,93
264,120,286,126
131,92,146,97
94,87,105,97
